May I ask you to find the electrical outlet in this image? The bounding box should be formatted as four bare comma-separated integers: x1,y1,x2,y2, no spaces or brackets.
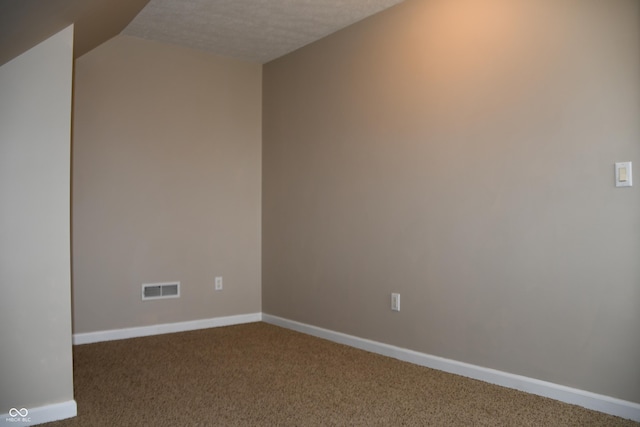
215,276,223,291
391,293,400,312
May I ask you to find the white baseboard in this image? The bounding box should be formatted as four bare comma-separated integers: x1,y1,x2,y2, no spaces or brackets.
69,312,640,422
262,314,640,423
1,400,76,426
73,313,262,345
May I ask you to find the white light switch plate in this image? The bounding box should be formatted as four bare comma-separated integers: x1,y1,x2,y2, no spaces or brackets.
615,162,632,187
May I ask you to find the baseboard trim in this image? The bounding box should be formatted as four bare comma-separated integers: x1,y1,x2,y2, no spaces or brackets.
1,399,77,426
262,314,640,422
73,313,262,345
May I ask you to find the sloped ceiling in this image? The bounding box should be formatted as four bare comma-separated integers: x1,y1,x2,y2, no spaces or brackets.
1,0,405,67
0,0,149,66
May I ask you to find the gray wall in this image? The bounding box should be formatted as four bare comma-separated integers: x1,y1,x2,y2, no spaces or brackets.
0,26,74,412
72,35,262,333
263,0,640,403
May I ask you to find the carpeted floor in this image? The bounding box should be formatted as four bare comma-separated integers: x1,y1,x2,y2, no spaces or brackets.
44,322,638,426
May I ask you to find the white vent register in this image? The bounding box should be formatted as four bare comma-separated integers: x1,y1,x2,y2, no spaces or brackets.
142,282,180,300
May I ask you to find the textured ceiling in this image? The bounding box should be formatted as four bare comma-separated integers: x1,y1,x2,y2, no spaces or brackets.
122,0,406,63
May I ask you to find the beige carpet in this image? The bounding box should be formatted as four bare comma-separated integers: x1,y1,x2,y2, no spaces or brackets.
44,322,638,426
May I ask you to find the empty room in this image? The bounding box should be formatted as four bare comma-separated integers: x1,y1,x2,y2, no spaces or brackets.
1,0,639,425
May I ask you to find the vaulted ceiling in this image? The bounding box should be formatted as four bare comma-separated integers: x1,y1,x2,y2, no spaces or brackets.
0,0,405,67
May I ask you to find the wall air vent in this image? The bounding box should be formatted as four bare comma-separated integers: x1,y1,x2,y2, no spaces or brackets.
142,282,180,300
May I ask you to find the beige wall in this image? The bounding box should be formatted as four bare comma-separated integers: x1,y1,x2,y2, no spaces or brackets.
73,35,262,333
0,26,74,413
263,0,640,403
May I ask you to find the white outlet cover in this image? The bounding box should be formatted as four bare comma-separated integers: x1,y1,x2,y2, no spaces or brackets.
391,293,400,311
